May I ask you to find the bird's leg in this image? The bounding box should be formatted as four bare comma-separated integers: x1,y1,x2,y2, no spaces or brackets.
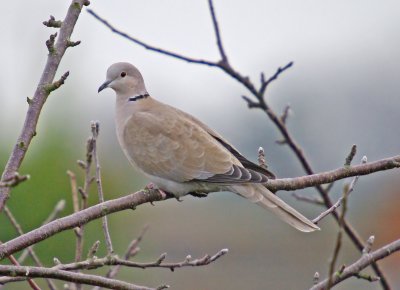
145,183,182,202
189,192,208,198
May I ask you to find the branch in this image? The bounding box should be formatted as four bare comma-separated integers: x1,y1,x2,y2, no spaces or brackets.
18,200,65,265
259,62,293,96
326,184,348,289
0,265,156,290
0,0,89,211
98,225,149,286
312,156,366,224
1,153,399,261
86,9,217,67
0,189,167,260
91,121,114,255
0,242,40,290
266,155,400,192
310,236,400,290
207,0,228,63
36,248,228,273
3,206,58,290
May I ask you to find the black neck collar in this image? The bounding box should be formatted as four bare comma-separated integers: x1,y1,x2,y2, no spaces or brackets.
128,93,149,102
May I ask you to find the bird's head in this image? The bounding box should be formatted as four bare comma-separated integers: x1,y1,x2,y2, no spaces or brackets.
98,62,147,96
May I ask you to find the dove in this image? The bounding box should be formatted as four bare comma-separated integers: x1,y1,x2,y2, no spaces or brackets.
98,62,319,232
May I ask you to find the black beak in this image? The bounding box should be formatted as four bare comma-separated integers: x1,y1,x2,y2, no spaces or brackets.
98,80,112,93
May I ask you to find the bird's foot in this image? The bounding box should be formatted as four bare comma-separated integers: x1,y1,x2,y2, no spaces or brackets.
145,183,180,201
189,192,208,198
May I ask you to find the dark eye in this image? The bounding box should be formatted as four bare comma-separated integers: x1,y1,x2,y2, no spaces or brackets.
120,72,126,78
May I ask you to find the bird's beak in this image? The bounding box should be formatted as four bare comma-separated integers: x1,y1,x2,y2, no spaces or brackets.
98,80,112,93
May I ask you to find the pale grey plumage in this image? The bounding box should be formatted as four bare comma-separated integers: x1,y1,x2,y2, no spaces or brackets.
98,62,320,233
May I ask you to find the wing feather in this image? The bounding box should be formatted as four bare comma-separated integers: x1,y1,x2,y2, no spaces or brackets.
122,100,274,184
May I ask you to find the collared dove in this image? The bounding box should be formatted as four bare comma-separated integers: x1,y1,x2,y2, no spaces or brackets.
98,62,319,232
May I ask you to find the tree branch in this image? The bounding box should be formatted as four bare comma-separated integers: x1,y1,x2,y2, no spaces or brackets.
0,265,156,290
0,154,398,261
266,155,400,192
91,121,114,255
207,0,228,64
310,236,400,290
0,189,167,260
0,0,89,211
86,9,217,67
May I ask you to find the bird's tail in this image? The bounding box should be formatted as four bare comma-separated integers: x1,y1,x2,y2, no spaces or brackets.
228,184,320,232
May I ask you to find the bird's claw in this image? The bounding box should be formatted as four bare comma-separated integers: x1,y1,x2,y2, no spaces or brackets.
189,192,208,198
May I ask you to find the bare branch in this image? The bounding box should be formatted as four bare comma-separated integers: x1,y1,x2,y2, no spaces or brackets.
91,121,114,255
292,192,324,206
0,189,167,260
207,0,228,63
3,206,58,290
38,248,227,273
18,200,65,266
327,184,348,289
99,225,150,284
0,152,398,261
0,265,155,290
0,247,41,290
310,236,400,290
86,9,217,67
312,156,366,224
259,62,293,96
266,155,399,192
0,0,89,211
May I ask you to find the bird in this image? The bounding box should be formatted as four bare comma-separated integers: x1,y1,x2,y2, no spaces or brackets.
98,62,319,232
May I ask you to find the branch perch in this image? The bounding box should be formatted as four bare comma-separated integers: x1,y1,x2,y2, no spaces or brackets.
0,154,398,261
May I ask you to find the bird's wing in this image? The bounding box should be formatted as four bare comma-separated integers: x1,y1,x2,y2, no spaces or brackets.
122,102,269,184
176,108,276,179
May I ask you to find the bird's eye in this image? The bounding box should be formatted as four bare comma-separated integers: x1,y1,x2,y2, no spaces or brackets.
120,72,127,78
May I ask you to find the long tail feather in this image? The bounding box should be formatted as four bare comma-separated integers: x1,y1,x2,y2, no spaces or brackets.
229,184,320,232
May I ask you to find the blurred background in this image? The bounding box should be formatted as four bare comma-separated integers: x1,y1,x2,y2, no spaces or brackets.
1,0,400,289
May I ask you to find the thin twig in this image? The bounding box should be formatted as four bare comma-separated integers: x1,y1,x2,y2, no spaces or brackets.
50,248,228,272
91,121,114,254
310,235,400,290
0,246,226,288
0,265,156,290
326,184,348,289
207,0,228,63
73,135,95,290
18,200,65,265
0,0,89,211
67,170,80,214
0,188,168,260
259,62,293,96
4,206,58,290
312,156,367,224
99,225,149,285
86,9,217,67
0,241,41,290
292,192,324,206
